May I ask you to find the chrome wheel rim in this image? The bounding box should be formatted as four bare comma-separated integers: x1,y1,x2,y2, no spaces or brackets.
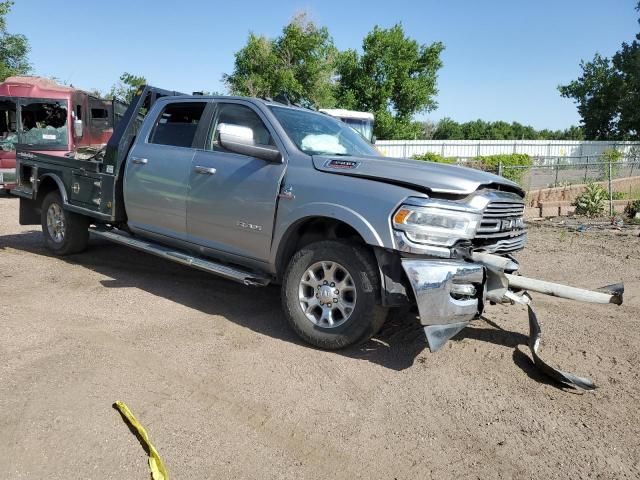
298,261,357,328
46,203,65,243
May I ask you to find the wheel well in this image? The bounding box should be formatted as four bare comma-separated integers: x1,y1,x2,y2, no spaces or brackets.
35,177,62,209
276,217,369,281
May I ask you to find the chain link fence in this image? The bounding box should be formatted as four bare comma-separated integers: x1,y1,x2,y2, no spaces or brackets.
502,156,640,216
444,154,640,217
500,157,639,189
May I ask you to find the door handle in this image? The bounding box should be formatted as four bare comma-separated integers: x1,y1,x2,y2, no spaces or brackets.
194,166,217,175
131,157,148,165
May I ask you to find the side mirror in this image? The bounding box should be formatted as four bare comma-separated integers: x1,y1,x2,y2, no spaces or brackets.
217,123,281,163
73,119,83,138
371,135,377,145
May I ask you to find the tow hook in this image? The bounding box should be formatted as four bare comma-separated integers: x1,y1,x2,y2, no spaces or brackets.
475,252,624,391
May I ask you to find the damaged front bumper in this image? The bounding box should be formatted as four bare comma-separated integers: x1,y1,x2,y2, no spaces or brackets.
401,258,485,352
401,253,624,390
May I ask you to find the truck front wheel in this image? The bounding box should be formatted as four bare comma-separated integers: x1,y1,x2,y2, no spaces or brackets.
282,240,386,350
41,191,89,255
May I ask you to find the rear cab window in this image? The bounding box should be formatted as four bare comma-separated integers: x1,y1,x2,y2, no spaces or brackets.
149,101,207,148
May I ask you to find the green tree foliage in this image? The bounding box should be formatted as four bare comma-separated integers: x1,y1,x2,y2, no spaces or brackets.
412,152,532,185
109,72,147,103
431,117,463,139
600,148,623,181
411,151,456,164
335,24,444,140
0,1,30,81
432,118,584,140
559,3,640,139
223,13,337,107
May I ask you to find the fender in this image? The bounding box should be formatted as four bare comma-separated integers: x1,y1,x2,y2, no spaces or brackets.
34,172,112,221
37,173,69,203
17,173,69,226
271,202,386,270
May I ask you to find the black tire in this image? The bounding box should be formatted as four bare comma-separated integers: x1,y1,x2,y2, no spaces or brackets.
281,240,386,350
41,191,89,255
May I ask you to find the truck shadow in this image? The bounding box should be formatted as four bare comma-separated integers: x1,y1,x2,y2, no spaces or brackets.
454,318,561,388
0,230,549,379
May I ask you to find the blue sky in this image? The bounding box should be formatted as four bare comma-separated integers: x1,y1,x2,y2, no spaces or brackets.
7,0,638,130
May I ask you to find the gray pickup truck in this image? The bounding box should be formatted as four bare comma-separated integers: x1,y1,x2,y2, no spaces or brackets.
13,86,531,352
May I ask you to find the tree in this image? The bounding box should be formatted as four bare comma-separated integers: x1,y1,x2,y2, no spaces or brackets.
613,17,640,139
559,125,585,140
0,1,30,81
559,2,640,139
108,72,147,103
335,24,444,140
88,88,105,98
432,117,463,139
432,117,583,140
223,13,337,107
558,54,623,139
462,119,489,140
419,120,438,139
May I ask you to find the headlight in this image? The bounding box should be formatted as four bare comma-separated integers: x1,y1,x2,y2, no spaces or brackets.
393,203,482,247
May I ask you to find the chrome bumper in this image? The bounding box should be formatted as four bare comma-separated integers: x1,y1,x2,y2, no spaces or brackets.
401,259,485,352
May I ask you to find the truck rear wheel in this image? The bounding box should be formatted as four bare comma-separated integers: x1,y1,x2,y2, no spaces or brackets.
281,240,386,350
41,191,89,255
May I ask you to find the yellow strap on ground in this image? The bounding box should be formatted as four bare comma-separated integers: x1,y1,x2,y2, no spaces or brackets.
113,400,169,480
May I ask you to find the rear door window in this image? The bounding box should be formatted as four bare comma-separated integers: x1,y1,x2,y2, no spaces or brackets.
149,102,207,148
88,96,113,134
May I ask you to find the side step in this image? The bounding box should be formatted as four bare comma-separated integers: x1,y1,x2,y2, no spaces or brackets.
89,227,271,287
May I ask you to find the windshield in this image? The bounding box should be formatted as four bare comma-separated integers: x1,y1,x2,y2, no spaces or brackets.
270,106,379,157
341,118,374,142
19,99,68,148
0,97,69,150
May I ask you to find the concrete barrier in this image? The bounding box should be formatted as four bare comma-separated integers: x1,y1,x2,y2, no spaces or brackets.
526,176,640,208
528,199,631,218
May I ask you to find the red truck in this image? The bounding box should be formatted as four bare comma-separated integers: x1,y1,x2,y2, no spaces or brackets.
0,76,125,192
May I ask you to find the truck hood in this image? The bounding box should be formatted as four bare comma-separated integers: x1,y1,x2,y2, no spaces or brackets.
312,155,524,197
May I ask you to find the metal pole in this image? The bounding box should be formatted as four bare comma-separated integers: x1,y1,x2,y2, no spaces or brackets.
554,158,559,187
609,159,614,216
498,160,504,177
505,274,623,305
584,156,589,183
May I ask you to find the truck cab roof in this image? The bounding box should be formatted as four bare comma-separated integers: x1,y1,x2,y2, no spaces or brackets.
159,94,321,114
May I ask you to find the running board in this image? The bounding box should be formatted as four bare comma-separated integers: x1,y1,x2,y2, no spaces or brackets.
89,228,271,287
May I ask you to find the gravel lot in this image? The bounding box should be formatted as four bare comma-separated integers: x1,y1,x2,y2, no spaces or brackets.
1,195,639,479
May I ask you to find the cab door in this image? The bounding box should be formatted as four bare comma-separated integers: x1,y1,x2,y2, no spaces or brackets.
187,101,286,262
124,100,208,241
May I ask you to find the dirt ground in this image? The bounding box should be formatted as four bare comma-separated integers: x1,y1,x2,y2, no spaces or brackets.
1,195,639,480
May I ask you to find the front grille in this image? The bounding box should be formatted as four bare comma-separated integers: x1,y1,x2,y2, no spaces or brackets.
474,197,527,253
479,234,528,253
